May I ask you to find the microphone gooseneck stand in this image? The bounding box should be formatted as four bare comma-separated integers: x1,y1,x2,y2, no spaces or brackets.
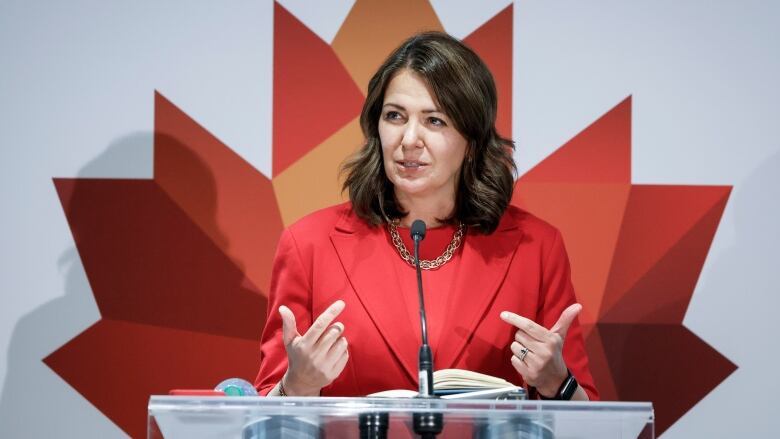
410,220,443,439
358,412,389,439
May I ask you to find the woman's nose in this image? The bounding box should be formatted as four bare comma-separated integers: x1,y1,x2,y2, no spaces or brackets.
400,121,423,149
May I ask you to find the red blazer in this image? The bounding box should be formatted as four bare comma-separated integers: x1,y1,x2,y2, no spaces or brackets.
255,203,598,399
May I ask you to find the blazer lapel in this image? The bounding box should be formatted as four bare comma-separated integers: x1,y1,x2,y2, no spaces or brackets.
436,216,524,369
329,212,419,385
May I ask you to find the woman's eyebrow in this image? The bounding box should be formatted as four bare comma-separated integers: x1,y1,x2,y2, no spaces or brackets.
382,102,443,114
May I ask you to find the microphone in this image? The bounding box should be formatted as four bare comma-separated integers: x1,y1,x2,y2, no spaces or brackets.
411,220,434,398
411,220,426,241
410,220,443,439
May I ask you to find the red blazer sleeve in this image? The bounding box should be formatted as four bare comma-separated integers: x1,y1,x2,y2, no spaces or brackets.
537,230,599,400
254,228,313,395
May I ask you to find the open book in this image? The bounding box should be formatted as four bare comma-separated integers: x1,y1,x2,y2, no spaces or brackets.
368,369,524,400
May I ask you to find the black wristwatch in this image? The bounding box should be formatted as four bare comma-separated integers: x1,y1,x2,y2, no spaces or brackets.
539,369,578,400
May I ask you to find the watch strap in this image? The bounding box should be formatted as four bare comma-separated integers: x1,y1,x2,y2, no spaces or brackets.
538,369,578,400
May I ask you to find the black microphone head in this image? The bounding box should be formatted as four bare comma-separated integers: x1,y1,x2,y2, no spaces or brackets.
411,220,427,241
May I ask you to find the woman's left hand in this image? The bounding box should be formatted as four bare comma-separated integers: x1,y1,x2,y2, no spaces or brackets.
500,303,582,397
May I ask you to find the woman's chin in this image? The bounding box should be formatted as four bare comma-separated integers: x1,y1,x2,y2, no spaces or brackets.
393,181,437,199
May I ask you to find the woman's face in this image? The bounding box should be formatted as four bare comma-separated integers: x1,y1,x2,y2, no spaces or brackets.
379,69,468,205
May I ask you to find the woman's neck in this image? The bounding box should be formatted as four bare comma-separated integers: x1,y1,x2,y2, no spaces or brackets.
395,192,456,228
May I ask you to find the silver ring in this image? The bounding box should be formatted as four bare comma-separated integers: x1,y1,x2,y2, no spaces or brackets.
518,346,529,362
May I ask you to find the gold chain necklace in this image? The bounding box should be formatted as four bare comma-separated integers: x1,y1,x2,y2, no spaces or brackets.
387,220,465,270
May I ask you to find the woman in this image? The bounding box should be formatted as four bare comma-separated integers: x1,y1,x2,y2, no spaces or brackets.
254,32,598,401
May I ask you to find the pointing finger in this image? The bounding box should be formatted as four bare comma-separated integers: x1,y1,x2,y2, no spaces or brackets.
500,311,547,341
513,329,543,352
302,300,346,345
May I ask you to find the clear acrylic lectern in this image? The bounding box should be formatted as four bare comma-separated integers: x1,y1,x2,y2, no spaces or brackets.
148,396,653,438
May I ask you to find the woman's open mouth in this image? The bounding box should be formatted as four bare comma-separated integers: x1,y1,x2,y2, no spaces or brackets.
397,160,427,169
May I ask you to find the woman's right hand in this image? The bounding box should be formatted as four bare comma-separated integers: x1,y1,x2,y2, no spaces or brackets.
278,300,349,396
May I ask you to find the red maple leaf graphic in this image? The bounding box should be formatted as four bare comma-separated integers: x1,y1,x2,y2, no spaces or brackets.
46,93,282,438
45,4,734,437
513,97,736,434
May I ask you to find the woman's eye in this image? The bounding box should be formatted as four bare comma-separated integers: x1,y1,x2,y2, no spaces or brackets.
429,117,447,127
384,111,402,120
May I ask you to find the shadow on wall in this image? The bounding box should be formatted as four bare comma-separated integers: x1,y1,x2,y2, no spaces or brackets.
0,132,265,438
0,133,156,438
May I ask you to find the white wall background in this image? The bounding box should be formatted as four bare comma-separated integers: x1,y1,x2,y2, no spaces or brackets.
1,1,778,437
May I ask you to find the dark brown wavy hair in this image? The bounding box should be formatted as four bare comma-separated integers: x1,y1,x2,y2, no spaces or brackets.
341,31,516,234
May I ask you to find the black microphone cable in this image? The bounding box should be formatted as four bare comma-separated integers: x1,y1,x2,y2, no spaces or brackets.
411,220,434,397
